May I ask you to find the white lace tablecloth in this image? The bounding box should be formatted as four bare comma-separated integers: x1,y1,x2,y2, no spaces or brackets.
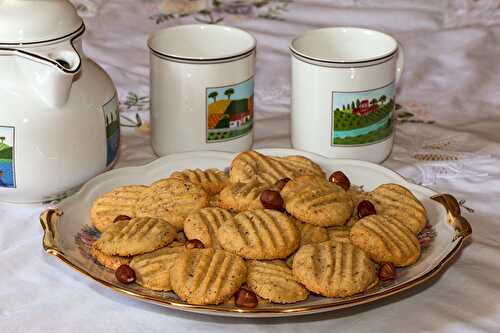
2,1,500,332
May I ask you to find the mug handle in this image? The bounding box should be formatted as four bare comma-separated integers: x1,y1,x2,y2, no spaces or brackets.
395,44,405,84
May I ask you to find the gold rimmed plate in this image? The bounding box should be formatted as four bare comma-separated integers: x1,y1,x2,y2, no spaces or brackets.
40,149,471,317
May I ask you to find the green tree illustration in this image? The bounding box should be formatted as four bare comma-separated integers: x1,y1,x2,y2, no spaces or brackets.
224,88,235,100
0,137,4,144
370,98,378,106
379,95,387,104
351,101,355,109
356,99,361,108
209,91,218,103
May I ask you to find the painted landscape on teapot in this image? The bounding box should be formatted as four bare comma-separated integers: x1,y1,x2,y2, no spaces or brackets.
206,78,254,143
0,126,15,188
103,95,119,166
332,82,395,146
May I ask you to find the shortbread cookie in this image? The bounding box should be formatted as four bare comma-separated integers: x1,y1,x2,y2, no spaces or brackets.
292,218,329,246
293,241,378,297
184,208,234,249
90,243,130,270
217,209,300,259
230,151,325,186
350,214,421,267
369,183,427,234
327,226,352,243
170,248,247,305
135,178,209,230
281,175,354,227
90,185,148,232
286,219,329,267
218,179,268,213
246,260,309,304
94,217,176,256
170,168,229,195
129,246,185,291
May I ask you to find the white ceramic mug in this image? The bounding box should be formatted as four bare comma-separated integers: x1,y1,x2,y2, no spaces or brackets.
290,27,404,163
148,24,256,156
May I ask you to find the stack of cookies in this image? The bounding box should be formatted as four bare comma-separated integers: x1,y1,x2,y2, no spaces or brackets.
89,150,428,307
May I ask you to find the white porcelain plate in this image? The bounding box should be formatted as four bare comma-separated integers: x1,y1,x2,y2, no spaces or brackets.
40,149,471,317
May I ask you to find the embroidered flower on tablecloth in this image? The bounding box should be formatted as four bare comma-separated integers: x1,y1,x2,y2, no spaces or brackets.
119,92,150,134
146,0,292,24
160,0,208,16
392,102,493,185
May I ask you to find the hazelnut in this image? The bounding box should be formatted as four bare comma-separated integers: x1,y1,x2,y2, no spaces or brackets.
328,171,350,191
113,215,131,223
260,190,284,211
115,264,136,284
274,177,291,191
185,239,204,249
234,289,258,308
378,262,396,281
357,200,376,219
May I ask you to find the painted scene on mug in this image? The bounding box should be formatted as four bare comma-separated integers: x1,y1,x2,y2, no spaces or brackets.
206,78,254,143
332,82,395,146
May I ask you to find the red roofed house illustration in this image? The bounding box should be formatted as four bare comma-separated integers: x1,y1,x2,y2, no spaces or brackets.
353,99,378,116
229,111,251,128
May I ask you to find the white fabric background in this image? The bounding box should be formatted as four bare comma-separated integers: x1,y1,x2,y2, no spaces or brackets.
1,1,500,332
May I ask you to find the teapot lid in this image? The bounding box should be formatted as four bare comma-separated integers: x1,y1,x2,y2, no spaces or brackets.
0,0,83,45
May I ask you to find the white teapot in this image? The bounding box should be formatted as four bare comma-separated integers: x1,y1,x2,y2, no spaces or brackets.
0,0,119,202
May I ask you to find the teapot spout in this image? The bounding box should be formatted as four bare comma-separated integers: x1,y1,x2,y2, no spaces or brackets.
14,40,81,107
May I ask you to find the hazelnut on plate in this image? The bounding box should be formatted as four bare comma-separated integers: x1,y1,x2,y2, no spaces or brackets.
234,289,258,308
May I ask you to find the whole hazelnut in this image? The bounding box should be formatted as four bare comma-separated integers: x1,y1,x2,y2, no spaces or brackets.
328,171,350,191
357,200,376,219
115,264,136,284
234,289,258,308
260,190,284,211
113,215,131,223
185,239,204,249
274,177,291,191
378,262,396,281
